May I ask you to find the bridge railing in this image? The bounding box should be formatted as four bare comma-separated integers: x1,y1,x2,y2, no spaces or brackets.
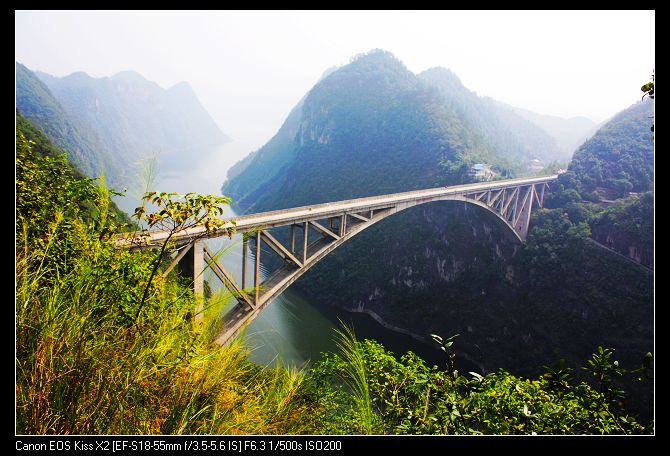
114,174,558,344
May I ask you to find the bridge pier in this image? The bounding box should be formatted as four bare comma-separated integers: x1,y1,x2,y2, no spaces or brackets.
242,234,248,289
255,231,261,305
176,240,204,321
124,175,557,345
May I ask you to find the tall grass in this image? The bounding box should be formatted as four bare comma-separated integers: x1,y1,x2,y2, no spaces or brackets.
332,324,377,434
16,217,318,434
15,168,318,434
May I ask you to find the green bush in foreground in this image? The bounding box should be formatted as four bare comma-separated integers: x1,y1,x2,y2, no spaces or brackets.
309,330,652,435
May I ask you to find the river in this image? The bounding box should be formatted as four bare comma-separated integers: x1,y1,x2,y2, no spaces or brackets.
115,142,475,372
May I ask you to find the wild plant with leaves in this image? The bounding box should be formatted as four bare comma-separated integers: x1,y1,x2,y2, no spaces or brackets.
16,117,317,434
309,328,652,434
124,191,236,323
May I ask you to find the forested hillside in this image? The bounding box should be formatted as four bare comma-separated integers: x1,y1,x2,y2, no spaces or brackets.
16,62,230,193
546,98,654,268
418,68,566,165
219,50,653,420
568,98,654,195
16,62,123,184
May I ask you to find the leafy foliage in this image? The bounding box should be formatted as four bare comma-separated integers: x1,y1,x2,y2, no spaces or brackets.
309,331,651,434
134,191,232,234
15,116,317,434
129,190,235,321
641,71,654,136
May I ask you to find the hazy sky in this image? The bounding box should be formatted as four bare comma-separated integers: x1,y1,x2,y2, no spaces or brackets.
16,10,655,160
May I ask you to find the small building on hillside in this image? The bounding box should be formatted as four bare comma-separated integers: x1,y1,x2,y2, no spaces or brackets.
469,163,496,180
529,158,544,172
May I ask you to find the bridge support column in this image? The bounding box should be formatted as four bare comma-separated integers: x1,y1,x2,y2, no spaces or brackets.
514,186,535,240
242,234,248,289
177,240,204,321
302,221,308,263
254,231,261,305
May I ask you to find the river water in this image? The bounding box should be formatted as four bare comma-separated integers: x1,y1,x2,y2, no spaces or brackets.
116,142,470,371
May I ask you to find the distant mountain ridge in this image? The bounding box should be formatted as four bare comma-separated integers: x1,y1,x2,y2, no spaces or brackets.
494,101,597,156
16,62,120,182
16,62,230,192
418,67,568,164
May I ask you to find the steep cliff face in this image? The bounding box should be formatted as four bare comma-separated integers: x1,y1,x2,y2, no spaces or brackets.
589,192,654,269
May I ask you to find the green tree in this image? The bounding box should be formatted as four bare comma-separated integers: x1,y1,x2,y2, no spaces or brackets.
641,71,654,137
128,191,235,322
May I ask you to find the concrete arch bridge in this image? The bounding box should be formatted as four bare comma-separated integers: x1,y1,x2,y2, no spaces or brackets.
123,175,557,344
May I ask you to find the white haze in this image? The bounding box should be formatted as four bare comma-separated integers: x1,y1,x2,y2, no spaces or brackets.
15,10,655,172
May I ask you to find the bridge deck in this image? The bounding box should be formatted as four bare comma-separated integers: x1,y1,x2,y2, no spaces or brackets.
119,174,558,344
124,175,557,249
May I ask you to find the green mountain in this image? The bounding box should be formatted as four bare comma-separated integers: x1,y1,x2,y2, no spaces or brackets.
568,98,654,195
221,50,652,414
15,62,123,185
544,98,654,269
225,50,533,212
418,68,567,165
16,62,230,192
224,52,572,212
500,103,597,156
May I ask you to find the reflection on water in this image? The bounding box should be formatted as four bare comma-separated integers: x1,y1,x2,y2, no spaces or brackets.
113,143,476,372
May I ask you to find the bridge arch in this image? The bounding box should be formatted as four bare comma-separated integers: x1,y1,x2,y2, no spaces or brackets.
125,176,555,344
